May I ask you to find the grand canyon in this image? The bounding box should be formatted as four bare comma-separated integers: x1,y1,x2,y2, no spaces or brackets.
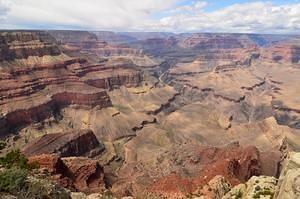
0,29,299,199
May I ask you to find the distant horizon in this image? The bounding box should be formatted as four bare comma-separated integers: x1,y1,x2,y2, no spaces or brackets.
1,0,300,34
1,29,300,36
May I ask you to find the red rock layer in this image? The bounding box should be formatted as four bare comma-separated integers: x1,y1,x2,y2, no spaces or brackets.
63,157,106,194
23,130,103,157
28,154,67,174
149,143,261,197
0,32,143,136
28,154,106,194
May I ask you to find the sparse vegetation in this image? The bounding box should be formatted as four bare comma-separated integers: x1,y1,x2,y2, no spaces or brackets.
235,189,243,199
255,185,261,191
0,150,39,195
114,104,131,113
0,167,28,194
0,141,6,150
253,188,274,199
0,149,39,170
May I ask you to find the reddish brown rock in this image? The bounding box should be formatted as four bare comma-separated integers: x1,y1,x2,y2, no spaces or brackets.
27,154,106,194
23,130,104,157
28,154,67,174
149,173,195,198
62,157,106,194
262,42,300,64
148,143,262,198
0,31,143,136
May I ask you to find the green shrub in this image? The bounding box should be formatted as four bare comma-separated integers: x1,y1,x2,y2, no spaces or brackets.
19,181,70,199
255,185,261,191
235,189,243,199
0,167,28,194
253,189,274,199
0,141,6,150
0,150,39,196
0,149,39,170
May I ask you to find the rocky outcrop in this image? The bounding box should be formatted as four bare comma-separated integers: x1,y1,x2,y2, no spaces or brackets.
275,152,300,198
221,152,300,199
118,144,262,198
262,42,300,64
223,175,277,199
193,175,232,199
0,31,61,61
23,130,104,157
28,154,106,194
28,154,68,174
63,157,106,194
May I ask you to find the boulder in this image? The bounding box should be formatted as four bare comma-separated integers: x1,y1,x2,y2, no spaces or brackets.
223,175,277,199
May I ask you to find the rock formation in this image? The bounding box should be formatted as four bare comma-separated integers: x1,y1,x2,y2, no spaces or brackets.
275,152,300,198
0,31,60,61
262,41,300,64
0,31,143,137
28,154,106,194
48,30,143,57
23,130,104,157
1,31,300,198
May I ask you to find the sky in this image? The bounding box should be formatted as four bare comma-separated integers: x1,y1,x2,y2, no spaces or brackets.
0,0,300,34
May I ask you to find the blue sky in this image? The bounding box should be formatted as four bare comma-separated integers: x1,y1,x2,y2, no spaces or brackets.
201,0,299,11
0,0,300,33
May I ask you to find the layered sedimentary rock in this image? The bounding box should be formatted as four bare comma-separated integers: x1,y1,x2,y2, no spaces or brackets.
262,41,300,64
49,30,143,57
0,31,60,61
63,157,106,194
0,31,143,137
28,154,106,194
177,33,254,49
23,130,104,157
28,154,67,174
1,31,300,198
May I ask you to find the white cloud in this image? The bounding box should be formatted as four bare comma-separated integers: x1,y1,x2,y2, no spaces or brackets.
0,0,300,33
0,0,178,30
148,1,300,34
0,0,11,21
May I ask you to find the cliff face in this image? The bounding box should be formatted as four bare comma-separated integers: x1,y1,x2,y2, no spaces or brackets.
262,42,300,64
0,31,143,136
28,154,106,194
23,130,104,157
0,31,61,61
1,31,300,198
48,30,143,57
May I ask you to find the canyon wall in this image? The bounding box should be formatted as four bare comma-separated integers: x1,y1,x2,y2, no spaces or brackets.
0,31,143,136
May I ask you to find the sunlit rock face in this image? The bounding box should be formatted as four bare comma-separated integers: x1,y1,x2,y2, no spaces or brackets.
1,31,300,198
